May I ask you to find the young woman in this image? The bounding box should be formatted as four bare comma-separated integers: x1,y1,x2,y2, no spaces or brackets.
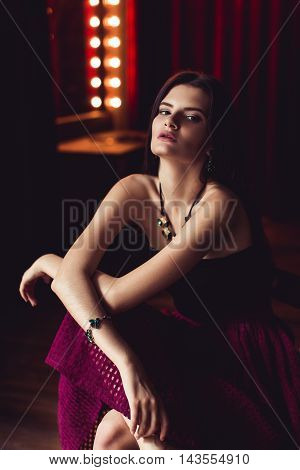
19,71,300,450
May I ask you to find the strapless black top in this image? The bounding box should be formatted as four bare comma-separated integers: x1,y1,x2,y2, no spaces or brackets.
145,242,274,325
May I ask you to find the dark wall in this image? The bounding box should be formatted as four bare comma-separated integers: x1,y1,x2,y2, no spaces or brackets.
3,0,60,310
47,0,88,116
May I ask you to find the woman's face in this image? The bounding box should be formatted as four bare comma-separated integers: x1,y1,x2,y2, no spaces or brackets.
151,84,211,163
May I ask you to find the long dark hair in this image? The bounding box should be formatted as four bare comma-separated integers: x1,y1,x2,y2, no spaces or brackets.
143,70,275,288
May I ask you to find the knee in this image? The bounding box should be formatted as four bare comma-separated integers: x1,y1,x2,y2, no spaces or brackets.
93,410,136,450
93,422,123,450
94,428,125,450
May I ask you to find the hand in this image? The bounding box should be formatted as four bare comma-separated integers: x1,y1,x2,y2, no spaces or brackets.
19,260,52,307
119,359,169,442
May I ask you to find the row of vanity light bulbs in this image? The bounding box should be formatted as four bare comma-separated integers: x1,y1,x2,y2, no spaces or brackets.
88,0,122,109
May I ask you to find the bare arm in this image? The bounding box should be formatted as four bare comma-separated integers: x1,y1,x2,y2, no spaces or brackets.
33,253,120,314
30,253,177,313
50,175,140,368
22,255,140,368
52,271,137,368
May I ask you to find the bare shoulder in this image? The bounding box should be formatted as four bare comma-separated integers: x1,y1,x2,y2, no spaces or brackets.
193,181,250,232
201,181,238,202
203,182,248,220
119,173,154,200
197,181,253,250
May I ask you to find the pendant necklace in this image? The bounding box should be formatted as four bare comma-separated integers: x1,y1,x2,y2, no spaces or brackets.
156,181,206,240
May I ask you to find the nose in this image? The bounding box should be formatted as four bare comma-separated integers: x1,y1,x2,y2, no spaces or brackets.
164,114,178,130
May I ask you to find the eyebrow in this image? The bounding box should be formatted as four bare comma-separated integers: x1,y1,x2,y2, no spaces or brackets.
159,101,208,117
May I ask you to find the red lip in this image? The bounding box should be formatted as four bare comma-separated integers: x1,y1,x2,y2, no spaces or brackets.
158,131,177,142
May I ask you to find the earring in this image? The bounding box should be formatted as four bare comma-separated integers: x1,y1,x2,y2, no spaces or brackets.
206,150,215,175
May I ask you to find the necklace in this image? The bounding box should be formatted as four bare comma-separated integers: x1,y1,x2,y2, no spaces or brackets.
157,181,207,240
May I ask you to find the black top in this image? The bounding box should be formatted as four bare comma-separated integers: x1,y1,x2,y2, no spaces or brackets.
146,242,274,325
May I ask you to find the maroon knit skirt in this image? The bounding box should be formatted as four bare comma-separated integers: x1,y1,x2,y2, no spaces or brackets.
45,304,300,450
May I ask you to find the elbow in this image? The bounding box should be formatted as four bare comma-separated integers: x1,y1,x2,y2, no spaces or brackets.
51,268,87,294
51,274,70,294
51,277,62,294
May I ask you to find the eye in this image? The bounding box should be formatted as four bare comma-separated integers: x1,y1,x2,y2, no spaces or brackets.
158,109,201,122
186,115,201,122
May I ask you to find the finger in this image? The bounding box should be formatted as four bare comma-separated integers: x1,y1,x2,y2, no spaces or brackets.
19,285,28,302
144,398,159,438
20,291,28,302
28,297,38,307
26,289,38,307
19,279,27,299
129,402,139,436
136,401,150,439
159,405,169,442
20,285,31,304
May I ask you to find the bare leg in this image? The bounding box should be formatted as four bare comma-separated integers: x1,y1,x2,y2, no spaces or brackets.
93,410,139,450
93,409,174,450
122,415,175,450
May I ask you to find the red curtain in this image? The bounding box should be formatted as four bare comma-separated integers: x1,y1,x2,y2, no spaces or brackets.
126,0,300,219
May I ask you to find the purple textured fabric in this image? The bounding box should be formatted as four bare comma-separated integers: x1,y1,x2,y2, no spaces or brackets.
46,306,300,449
45,247,300,450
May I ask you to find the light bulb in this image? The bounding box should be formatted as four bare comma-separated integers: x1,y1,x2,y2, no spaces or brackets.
107,97,121,108
104,16,120,27
107,57,120,68
90,36,101,48
103,0,120,5
91,96,102,108
89,16,100,28
91,77,102,88
106,36,121,48
89,0,100,6
90,57,101,68
107,77,121,88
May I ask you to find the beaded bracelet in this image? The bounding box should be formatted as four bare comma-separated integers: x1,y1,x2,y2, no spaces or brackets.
85,315,112,344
